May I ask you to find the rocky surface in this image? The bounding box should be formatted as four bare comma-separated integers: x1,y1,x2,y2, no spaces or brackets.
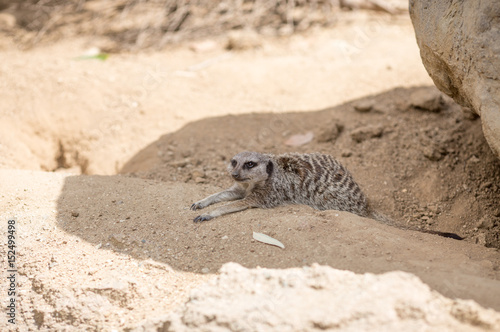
410,0,500,159
152,263,500,332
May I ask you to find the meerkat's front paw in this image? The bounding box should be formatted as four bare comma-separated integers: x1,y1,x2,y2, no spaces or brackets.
190,201,206,210
193,214,213,223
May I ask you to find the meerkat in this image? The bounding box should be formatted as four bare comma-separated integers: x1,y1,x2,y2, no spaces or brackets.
190,151,462,240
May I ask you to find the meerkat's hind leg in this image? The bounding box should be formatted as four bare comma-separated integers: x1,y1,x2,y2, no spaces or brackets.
190,183,245,211
193,198,255,223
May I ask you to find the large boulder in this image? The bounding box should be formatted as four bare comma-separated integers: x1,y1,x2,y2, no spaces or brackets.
409,0,500,159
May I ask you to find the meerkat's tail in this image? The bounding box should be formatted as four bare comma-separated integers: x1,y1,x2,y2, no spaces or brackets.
421,230,463,240
367,209,463,240
368,210,393,225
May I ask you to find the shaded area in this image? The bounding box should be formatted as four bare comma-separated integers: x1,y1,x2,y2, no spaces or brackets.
122,86,500,247
56,174,500,310
56,87,500,311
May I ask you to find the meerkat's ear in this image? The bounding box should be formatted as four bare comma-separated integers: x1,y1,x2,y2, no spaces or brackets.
266,160,274,175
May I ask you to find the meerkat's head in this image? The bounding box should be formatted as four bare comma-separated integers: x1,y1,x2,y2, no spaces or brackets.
227,151,274,183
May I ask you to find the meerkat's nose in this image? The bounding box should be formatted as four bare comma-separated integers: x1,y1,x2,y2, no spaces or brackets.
231,172,240,179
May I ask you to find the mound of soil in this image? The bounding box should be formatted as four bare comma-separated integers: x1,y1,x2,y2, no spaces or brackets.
122,86,500,248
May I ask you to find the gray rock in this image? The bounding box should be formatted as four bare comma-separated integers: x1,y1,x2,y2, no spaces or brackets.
410,0,500,159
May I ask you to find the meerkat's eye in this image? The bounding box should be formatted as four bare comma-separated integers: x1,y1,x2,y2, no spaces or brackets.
231,159,237,167
245,161,257,169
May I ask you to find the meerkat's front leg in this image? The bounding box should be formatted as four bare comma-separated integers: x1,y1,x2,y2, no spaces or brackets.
190,183,245,211
193,198,256,223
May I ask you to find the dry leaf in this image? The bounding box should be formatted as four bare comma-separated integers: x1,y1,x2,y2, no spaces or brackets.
284,132,314,146
253,232,285,249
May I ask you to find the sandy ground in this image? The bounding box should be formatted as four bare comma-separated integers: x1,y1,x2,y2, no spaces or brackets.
1,9,500,331
0,12,429,174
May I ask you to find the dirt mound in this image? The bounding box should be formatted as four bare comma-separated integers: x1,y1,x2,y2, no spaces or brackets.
121,86,500,248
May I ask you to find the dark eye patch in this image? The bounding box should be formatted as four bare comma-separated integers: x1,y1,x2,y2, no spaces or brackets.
245,161,257,169
231,159,237,167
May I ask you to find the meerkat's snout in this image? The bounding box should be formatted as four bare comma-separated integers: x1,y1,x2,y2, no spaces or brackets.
229,160,243,181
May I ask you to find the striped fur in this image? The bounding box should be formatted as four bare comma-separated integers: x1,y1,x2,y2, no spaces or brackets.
254,152,368,216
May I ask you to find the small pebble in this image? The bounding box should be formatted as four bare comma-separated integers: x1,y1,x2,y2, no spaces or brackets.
194,177,206,183
341,150,352,157
354,100,374,113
